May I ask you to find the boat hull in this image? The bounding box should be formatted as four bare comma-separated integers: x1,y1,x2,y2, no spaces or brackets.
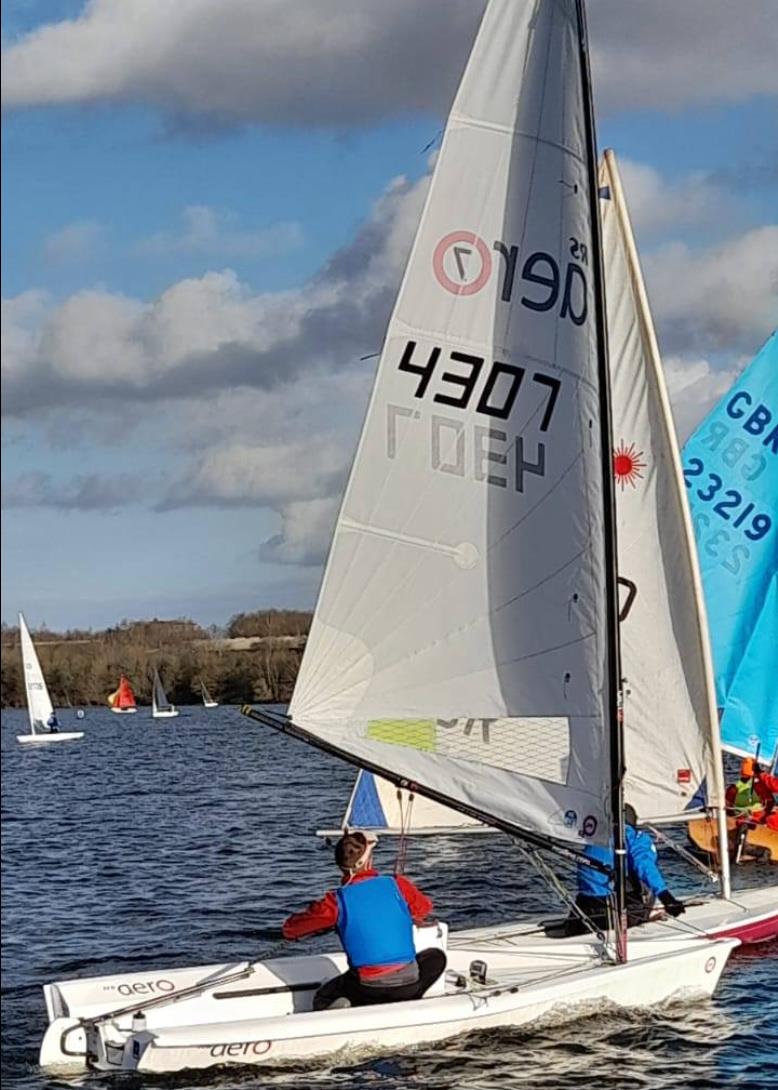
40,928,736,1075
152,709,180,719
17,732,84,745
689,816,778,864
110,707,137,715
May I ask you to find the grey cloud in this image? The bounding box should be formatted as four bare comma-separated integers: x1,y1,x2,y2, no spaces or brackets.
2,174,424,417
159,436,350,511
2,1,775,128
260,497,340,567
2,471,144,510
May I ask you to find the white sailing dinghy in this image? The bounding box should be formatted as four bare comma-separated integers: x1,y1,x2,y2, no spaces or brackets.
38,0,739,1074
151,668,179,719
200,680,219,708
16,613,84,745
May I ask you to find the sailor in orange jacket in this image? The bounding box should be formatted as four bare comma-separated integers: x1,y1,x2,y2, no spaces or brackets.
725,758,778,830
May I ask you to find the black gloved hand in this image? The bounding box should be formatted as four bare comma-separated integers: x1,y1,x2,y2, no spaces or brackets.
659,890,686,917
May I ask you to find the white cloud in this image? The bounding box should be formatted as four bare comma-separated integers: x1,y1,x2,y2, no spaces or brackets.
260,496,340,566
663,356,743,443
135,206,303,259
161,435,349,509
643,226,778,356
617,159,738,239
42,219,104,263
2,1,775,127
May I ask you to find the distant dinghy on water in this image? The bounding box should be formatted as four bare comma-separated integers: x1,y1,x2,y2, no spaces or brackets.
151,668,179,719
200,680,218,708
107,674,137,715
16,613,84,745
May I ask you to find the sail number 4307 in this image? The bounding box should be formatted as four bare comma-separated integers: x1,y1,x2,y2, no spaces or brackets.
397,340,561,424
388,340,563,494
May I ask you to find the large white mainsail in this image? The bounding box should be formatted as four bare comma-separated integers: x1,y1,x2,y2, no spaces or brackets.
599,151,727,827
290,0,617,848
325,151,732,846
19,611,54,733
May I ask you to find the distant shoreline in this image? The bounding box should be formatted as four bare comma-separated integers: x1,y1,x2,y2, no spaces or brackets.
1,610,310,710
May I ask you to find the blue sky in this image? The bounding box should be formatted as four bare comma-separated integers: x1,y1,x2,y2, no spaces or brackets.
2,0,776,631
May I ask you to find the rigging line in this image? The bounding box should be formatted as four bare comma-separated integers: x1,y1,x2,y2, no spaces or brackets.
394,790,414,877
646,824,718,883
511,838,613,958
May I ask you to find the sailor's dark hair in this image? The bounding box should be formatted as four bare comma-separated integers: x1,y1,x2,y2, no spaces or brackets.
624,803,638,828
335,832,371,870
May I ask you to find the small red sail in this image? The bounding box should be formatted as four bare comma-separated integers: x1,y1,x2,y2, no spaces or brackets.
108,674,136,709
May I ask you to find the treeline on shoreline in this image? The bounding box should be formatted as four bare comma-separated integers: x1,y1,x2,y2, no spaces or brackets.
0,610,311,709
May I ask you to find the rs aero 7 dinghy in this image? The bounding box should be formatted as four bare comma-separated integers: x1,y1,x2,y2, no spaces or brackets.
39,0,759,1074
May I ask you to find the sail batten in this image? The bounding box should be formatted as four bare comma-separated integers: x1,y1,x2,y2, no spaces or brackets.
289,0,616,847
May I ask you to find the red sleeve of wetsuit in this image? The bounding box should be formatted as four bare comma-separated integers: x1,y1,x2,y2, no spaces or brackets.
282,891,339,940
755,776,778,804
395,875,433,923
725,784,736,807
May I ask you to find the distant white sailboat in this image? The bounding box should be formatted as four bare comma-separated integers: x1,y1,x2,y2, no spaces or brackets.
200,680,218,708
151,669,179,719
16,613,84,745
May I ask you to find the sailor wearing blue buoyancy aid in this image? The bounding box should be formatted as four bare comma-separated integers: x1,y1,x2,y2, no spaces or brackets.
284,831,446,1010
335,875,416,969
562,805,685,935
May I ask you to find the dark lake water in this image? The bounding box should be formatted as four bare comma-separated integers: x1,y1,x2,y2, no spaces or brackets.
2,705,776,1090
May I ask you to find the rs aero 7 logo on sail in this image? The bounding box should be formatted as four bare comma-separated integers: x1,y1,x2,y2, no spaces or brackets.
432,230,589,323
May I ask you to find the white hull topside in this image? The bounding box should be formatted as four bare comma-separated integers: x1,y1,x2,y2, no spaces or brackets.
38,889,778,1076
152,709,180,719
17,731,84,745
110,707,137,714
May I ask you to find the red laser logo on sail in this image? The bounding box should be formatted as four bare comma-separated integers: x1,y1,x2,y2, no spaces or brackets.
613,441,646,490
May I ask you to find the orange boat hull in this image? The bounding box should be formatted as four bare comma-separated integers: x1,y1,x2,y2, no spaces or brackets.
688,816,778,864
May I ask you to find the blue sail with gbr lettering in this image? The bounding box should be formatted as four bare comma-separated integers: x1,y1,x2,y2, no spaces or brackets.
682,331,778,760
